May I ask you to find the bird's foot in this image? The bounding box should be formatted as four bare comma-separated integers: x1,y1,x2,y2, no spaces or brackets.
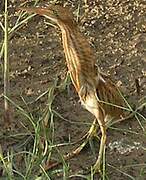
93,160,102,175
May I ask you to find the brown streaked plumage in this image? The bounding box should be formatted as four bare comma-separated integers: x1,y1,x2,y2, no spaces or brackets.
19,5,125,173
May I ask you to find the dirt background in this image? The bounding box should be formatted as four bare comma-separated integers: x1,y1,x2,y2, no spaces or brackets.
0,0,146,179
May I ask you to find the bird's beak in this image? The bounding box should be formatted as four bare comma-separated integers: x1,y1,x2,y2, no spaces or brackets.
18,7,52,16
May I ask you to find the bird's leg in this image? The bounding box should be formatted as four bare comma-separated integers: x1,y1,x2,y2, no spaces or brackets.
92,106,106,174
65,106,106,174
43,119,99,171
65,118,98,146
93,123,106,173
64,118,98,159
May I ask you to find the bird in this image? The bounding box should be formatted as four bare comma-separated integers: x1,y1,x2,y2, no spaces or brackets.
18,4,126,173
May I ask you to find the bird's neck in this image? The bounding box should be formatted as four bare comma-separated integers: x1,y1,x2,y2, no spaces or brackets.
58,21,98,91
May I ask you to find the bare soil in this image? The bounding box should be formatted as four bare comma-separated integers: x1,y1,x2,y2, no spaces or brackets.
0,0,146,179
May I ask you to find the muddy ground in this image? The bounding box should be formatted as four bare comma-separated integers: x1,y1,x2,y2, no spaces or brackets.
0,0,146,179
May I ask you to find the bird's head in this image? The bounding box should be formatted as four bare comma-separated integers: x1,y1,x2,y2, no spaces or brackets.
19,5,75,26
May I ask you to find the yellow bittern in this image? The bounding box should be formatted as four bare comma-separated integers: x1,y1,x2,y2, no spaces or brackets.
19,5,125,173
